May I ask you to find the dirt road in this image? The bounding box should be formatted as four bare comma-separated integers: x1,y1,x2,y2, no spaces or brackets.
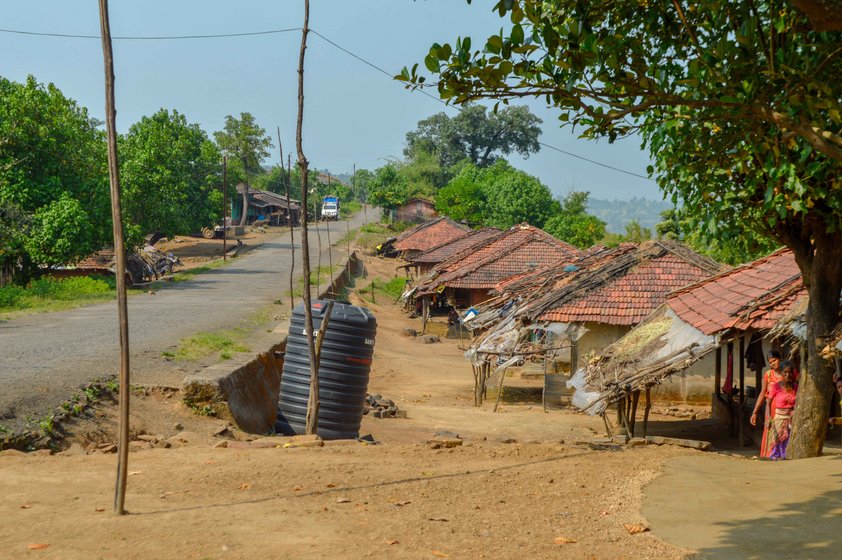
2,250,840,559
0,213,367,433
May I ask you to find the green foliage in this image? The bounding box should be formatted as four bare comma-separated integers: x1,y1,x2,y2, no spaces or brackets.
351,168,375,203
543,192,606,248
172,330,249,361
0,275,115,311
24,193,95,267
0,75,110,272
404,104,542,168
213,112,273,178
120,109,223,241
366,163,413,211
361,277,409,302
438,160,559,229
656,208,778,265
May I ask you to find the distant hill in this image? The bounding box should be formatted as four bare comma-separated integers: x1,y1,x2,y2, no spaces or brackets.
587,197,673,234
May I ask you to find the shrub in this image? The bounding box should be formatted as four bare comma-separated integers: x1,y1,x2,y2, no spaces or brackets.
0,285,27,308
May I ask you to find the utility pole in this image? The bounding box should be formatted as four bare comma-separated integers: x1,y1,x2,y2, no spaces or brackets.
98,0,130,516
222,155,228,261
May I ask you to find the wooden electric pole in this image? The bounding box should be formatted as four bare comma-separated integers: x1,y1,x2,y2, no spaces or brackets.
98,0,131,516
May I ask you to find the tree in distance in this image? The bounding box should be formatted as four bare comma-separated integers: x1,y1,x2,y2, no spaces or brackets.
405,104,542,169
0,75,109,281
402,1,842,458
543,191,607,248
120,109,223,243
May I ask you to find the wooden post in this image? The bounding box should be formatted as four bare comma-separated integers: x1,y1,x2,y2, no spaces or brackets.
643,386,652,439
570,334,580,373
602,413,613,438
98,0,131,515
285,153,295,308
715,346,722,397
294,0,319,436
738,337,746,446
421,296,429,334
629,389,641,438
314,195,322,295
492,365,508,413
222,155,228,261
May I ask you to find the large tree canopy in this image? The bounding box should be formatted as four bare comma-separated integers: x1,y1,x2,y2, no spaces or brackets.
213,112,273,180
543,191,607,248
0,75,109,280
404,0,842,458
404,104,542,168
120,109,223,241
436,160,560,228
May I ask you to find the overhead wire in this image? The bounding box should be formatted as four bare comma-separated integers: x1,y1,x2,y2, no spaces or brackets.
0,24,654,181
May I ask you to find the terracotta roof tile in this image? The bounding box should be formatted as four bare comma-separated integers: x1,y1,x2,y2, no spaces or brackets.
392,217,469,253
666,248,802,335
409,228,501,265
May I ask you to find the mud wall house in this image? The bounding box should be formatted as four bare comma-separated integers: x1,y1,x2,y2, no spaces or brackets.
573,248,804,432
403,228,500,277
391,217,470,261
468,241,722,380
231,184,301,226
416,224,581,312
394,198,438,224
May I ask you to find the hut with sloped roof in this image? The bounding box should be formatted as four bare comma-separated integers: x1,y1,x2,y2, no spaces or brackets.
391,216,470,260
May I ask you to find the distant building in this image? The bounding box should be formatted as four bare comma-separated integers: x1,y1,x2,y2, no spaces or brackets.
394,198,437,224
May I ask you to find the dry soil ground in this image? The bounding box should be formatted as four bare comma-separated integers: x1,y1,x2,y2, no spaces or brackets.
1,249,839,560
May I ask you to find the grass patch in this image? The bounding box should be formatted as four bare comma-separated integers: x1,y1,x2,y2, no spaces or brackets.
339,200,362,219
0,275,122,316
359,277,410,303
171,330,249,361
169,259,228,283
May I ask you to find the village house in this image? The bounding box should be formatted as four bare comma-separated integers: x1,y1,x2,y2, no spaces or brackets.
414,224,581,318
572,248,804,441
402,228,500,276
391,216,470,260
231,184,301,227
393,198,438,224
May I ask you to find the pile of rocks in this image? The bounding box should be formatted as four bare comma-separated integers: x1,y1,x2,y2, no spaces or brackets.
651,406,711,420
363,394,407,419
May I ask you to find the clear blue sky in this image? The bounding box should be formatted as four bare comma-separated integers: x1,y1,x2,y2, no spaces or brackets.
0,0,662,201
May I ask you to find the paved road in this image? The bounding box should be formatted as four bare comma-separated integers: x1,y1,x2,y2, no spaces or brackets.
0,211,371,432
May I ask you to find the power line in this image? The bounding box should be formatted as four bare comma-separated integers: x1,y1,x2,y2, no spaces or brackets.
0,27,301,40
0,24,654,181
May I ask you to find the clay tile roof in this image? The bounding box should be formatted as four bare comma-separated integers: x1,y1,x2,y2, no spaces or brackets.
76,249,116,269
418,224,581,293
666,248,802,335
410,228,501,265
519,240,722,326
392,217,470,252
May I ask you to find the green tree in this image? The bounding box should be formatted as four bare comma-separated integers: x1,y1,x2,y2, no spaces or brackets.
544,191,606,248
656,208,777,265
0,75,109,278
0,203,32,285
479,160,560,229
120,109,223,241
214,113,272,225
366,164,412,217
351,168,374,203
24,193,94,268
435,164,486,224
405,1,842,457
621,220,652,244
405,104,542,168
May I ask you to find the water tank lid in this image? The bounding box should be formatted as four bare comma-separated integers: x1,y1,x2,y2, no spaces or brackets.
293,300,376,327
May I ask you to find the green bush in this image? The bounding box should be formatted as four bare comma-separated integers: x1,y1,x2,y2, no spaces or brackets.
28,275,115,300
0,285,27,308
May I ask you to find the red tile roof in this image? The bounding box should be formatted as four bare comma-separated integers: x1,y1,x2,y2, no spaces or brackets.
392,217,469,253
666,248,802,335
410,228,501,265
418,224,581,293
529,241,722,326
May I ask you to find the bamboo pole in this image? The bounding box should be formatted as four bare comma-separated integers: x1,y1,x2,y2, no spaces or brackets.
285,153,295,308
98,0,130,516
314,195,322,295
276,128,293,308
629,389,641,438
222,155,228,261
643,386,652,438
295,0,319,436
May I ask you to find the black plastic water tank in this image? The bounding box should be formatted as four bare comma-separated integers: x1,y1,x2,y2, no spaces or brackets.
275,300,377,439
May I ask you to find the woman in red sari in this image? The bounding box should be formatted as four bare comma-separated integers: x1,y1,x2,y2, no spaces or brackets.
750,350,782,454
765,361,798,459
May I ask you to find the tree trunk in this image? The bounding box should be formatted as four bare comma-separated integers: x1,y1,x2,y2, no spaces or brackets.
788,234,842,459
239,183,249,227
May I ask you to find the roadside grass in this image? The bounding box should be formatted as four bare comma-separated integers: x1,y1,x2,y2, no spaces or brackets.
339,200,362,219
164,329,250,362
359,277,409,304
168,258,228,282
0,275,126,318
286,265,341,298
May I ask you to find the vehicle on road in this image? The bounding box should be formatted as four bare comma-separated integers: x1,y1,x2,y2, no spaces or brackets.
321,196,339,221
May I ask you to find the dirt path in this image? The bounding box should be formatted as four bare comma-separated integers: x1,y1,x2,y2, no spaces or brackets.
0,213,367,433
3,249,839,559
